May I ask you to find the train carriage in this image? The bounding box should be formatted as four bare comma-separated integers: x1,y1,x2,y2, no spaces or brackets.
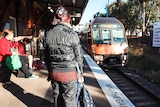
81,17,128,67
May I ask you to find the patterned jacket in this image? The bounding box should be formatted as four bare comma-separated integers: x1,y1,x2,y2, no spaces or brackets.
45,22,83,73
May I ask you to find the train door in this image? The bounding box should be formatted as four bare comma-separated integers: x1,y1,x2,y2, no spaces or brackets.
86,31,93,56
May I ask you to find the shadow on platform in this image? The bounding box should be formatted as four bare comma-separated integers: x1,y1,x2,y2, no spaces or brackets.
4,82,53,107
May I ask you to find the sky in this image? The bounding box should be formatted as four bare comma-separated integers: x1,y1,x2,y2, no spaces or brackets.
80,0,127,24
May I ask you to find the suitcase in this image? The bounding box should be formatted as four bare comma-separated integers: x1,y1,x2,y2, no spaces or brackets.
33,60,45,70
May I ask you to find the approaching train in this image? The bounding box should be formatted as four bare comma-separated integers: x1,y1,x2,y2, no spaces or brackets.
81,17,128,67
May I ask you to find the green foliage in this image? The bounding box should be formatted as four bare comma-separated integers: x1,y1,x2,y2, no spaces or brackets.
108,1,141,35
127,48,160,85
94,12,106,18
94,0,160,36
128,50,160,71
144,0,160,26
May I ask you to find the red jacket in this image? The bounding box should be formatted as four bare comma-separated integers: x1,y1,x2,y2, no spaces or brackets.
0,38,18,62
18,41,25,55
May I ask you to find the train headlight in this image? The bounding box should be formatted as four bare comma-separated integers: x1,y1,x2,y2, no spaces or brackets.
123,47,128,54
120,55,127,60
94,55,103,61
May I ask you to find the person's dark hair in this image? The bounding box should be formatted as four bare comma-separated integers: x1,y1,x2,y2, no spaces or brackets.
3,32,9,37
23,38,32,43
3,29,13,37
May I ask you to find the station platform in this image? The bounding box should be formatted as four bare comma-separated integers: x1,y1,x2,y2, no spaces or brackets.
0,52,135,107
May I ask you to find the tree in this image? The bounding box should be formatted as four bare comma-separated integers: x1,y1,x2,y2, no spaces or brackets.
93,12,106,18
107,0,141,36
143,0,160,27
108,0,160,36
92,0,160,36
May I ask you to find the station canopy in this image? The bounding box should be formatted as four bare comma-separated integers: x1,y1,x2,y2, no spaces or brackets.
35,0,89,25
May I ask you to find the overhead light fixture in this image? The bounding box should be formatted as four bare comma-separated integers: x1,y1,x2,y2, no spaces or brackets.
50,9,54,13
48,3,51,9
58,0,62,3
72,0,76,4
71,13,81,17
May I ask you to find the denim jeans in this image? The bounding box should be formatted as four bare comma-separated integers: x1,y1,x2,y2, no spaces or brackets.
51,80,77,107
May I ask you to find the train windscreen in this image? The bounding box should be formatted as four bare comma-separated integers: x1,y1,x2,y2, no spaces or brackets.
112,29,126,42
92,22,125,44
92,29,111,44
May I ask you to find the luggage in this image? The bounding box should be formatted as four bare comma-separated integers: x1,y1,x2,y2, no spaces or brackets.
33,60,45,70
76,62,95,107
76,83,95,107
5,48,22,70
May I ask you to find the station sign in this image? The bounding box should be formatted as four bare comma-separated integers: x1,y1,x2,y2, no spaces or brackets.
152,21,160,47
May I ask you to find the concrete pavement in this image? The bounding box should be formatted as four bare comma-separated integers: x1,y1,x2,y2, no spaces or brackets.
0,60,110,107
0,68,54,107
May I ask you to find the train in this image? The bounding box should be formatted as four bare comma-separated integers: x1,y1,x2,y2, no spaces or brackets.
80,17,128,67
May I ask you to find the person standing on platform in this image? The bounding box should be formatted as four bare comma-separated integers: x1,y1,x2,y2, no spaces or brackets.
37,29,46,61
45,5,84,107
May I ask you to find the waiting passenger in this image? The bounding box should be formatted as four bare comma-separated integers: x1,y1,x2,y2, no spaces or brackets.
37,29,45,61
45,6,84,107
16,36,39,79
0,29,18,87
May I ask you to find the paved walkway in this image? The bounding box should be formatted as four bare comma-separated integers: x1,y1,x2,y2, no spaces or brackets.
0,60,109,107
0,68,54,107
0,52,135,107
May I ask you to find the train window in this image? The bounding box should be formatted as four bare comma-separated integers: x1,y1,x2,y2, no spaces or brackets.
92,29,102,43
92,29,111,44
102,30,111,43
112,30,125,42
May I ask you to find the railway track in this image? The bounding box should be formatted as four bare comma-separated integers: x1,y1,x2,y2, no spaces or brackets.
103,67,160,107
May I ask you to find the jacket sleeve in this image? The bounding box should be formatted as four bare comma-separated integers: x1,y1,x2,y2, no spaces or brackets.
72,32,84,73
44,44,50,71
44,31,51,71
44,31,51,81
0,40,12,56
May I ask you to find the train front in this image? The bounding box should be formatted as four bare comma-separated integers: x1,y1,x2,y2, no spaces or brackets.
91,18,128,67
